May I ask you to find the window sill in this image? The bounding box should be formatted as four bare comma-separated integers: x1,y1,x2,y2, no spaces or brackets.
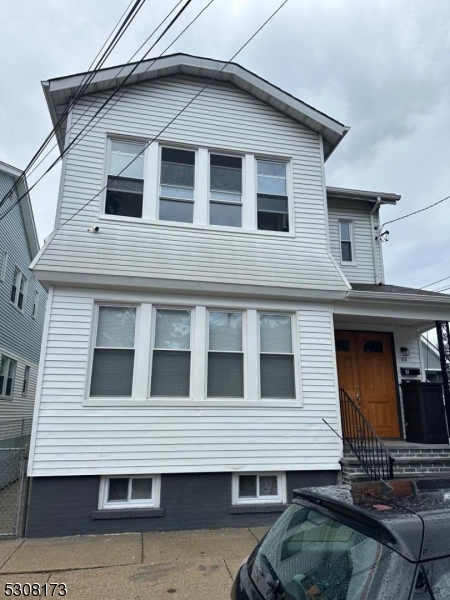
10,302,25,315
0,396,13,401
340,261,358,267
230,504,288,515
84,398,303,409
98,215,295,239
92,508,164,520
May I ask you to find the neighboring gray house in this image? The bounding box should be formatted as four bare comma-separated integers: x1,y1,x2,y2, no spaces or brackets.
0,161,47,424
421,335,443,383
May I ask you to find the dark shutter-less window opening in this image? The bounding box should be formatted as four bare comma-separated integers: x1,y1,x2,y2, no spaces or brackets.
105,140,145,218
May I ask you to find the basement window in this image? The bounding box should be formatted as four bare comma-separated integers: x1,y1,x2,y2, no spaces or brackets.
100,475,161,509
105,140,145,218
232,473,286,505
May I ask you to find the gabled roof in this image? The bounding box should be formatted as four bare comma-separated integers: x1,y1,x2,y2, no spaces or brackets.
0,161,40,259
42,52,349,160
327,186,401,204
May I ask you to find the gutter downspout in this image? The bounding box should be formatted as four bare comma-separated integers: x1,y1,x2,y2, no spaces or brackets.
370,197,382,284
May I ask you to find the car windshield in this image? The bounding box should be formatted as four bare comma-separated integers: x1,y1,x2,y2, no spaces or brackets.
249,503,395,600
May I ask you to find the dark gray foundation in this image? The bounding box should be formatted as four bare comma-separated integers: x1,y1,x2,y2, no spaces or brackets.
25,470,338,538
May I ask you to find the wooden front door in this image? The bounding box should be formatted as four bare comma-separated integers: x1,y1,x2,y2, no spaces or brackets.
335,331,400,439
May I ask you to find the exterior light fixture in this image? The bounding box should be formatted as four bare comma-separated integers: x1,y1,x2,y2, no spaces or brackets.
400,347,410,357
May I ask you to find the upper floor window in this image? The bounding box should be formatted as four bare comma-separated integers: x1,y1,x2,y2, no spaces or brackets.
209,154,242,227
339,221,355,263
257,160,289,232
105,140,145,218
0,251,7,281
22,365,30,396
0,355,16,398
260,314,295,399
208,311,244,397
151,308,192,397
32,291,39,319
90,305,137,397
11,268,27,311
159,148,195,223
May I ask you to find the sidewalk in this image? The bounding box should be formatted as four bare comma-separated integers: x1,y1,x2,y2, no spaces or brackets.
0,527,267,599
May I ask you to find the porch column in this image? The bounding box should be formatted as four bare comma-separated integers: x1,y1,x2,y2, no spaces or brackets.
435,321,450,432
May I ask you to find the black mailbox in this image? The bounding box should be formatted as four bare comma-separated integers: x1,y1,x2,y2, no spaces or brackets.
401,382,449,444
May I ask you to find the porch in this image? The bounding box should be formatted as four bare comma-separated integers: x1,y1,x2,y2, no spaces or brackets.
333,283,450,481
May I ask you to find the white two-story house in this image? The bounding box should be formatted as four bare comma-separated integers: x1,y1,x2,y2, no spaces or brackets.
26,54,450,537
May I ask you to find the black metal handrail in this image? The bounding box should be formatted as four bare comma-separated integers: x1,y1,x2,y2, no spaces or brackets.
339,388,395,481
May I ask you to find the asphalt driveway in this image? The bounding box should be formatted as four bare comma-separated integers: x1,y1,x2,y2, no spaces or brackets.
0,527,267,599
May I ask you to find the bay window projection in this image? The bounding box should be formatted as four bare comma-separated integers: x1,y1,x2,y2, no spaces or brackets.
257,161,289,232
90,306,136,397
105,140,145,218
0,355,16,398
151,309,192,397
159,148,195,223
207,311,244,397
209,154,242,227
260,314,295,398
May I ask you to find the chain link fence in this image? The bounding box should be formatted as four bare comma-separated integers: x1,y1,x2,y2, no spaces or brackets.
0,418,32,537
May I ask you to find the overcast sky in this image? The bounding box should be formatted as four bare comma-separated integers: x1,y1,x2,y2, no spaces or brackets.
1,0,450,290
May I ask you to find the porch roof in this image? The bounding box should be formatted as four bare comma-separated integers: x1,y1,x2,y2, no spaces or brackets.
350,283,450,300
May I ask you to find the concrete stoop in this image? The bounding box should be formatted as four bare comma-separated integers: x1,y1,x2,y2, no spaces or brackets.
341,442,450,484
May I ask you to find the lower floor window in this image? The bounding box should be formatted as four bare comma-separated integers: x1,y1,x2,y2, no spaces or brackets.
100,475,161,509
232,472,286,505
0,355,17,398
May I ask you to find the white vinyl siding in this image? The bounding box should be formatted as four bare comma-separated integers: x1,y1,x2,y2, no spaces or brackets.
328,198,383,283
34,75,347,294
28,287,342,477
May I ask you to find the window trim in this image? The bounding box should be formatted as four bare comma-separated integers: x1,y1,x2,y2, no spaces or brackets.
207,309,246,399
32,291,39,319
101,136,148,219
0,355,17,400
22,365,30,397
338,219,357,266
157,144,197,223
10,267,27,312
99,475,161,510
258,312,301,401
232,472,287,505
149,305,194,399
1,251,7,281
255,158,292,234
86,302,140,400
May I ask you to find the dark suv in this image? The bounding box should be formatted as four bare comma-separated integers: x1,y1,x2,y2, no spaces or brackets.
231,478,450,599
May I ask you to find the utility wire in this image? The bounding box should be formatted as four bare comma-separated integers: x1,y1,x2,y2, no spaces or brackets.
22,0,185,185
0,0,213,224
0,0,146,208
421,275,450,290
52,0,290,234
380,193,450,231
0,0,194,220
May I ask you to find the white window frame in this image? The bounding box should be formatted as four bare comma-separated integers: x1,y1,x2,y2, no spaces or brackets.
149,306,194,399
232,472,286,505
101,136,147,220
207,309,246,399
87,303,140,399
0,251,7,281
157,145,197,223
10,267,27,312
22,365,30,397
0,355,17,399
208,152,244,229
99,475,161,510
255,158,292,234
32,291,39,319
258,312,300,401
339,220,357,265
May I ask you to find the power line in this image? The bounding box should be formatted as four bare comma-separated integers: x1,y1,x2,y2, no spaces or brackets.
0,0,146,209
0,0,212,224
22,0,185,185
54,0,290,234
421,275,450,290
380,193,450,230
0,0,194,220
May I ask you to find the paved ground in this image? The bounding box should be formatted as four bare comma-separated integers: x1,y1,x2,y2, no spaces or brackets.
0,527,268,599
